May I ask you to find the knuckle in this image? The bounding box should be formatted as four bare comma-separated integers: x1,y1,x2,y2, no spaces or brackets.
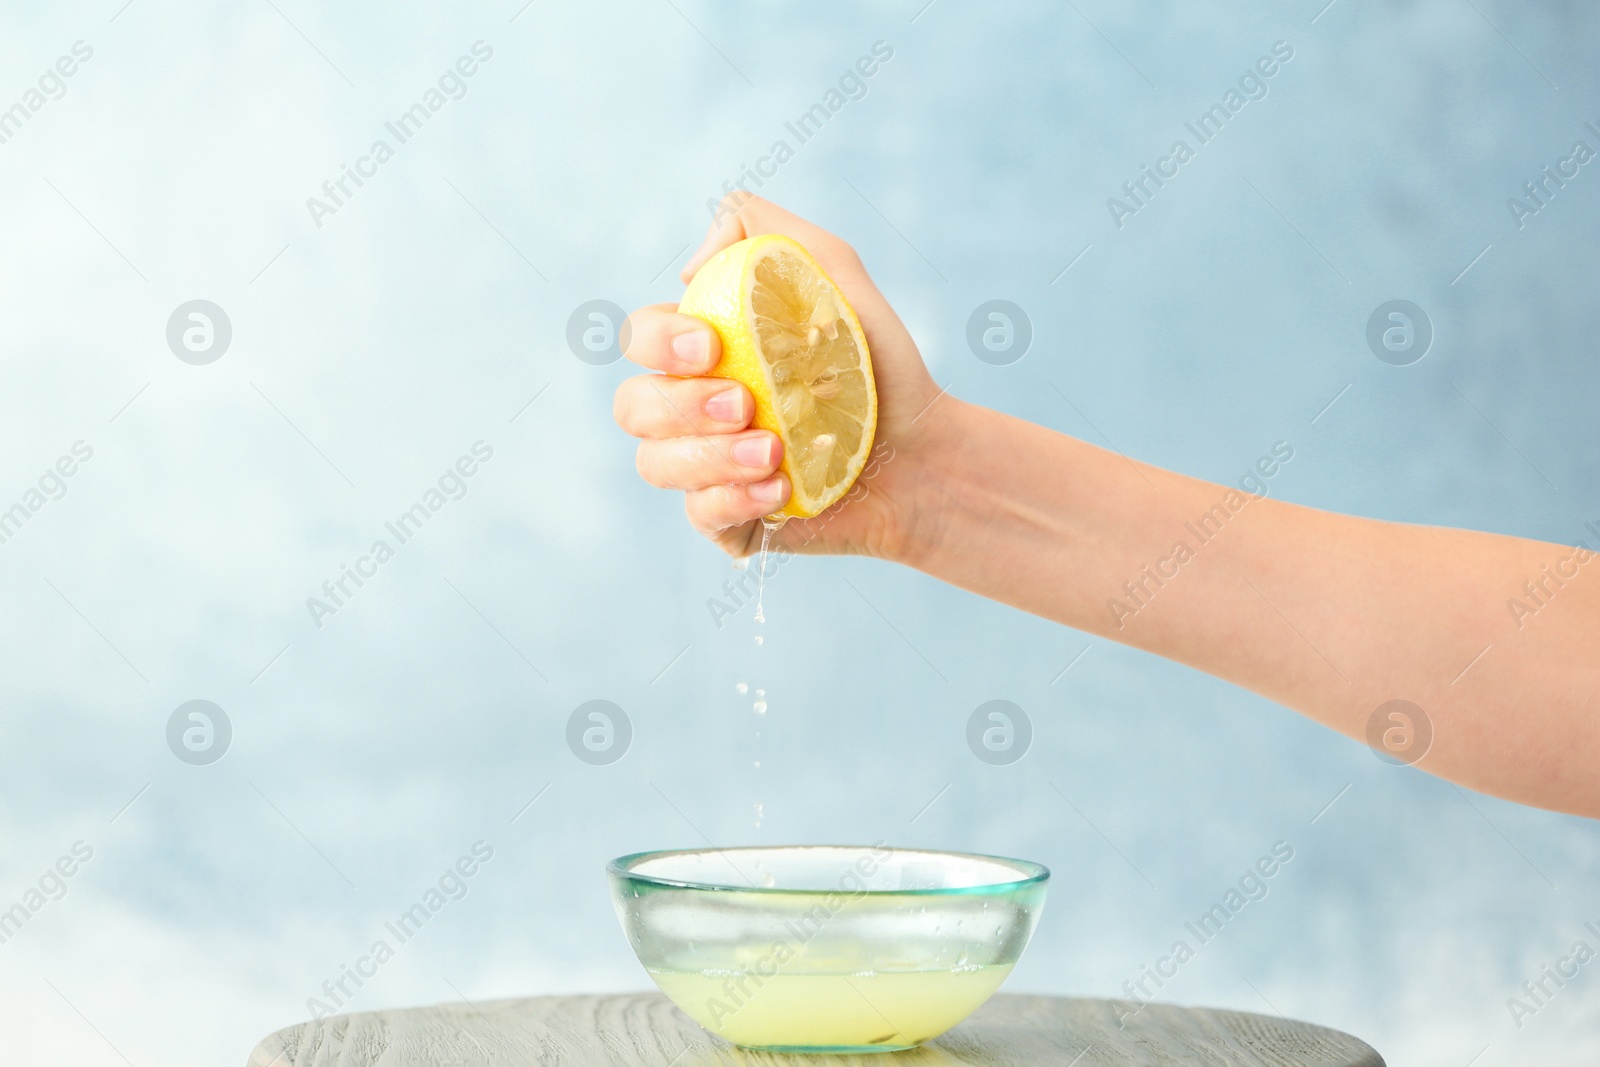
688,494,728,538
620,312,646,357
687,486,726,527
819,234,859,266
694,437,726,468
640,379,692,438
623,309,666,363
728,191,765,217
702,483,736,518
611,382,635,430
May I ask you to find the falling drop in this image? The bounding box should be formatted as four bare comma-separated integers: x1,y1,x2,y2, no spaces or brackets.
754,635,764,646
754,760,761,769
736,682,748,695
753,700,767,715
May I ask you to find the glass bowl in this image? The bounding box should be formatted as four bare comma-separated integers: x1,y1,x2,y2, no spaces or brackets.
607,844,1049,1054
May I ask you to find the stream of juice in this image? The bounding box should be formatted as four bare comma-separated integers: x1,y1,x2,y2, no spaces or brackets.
648,964,1014,1050
752,517,780,629
748,517,781,821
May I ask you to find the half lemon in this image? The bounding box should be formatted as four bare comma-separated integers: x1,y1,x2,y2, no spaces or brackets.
678,234,878,520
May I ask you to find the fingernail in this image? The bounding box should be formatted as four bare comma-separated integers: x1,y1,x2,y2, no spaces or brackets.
670,329,710,369
704,387,742,424
731,436,773,467
750,476,786,504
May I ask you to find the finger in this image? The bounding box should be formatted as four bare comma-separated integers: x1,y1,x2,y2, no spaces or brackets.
613,375,752,439
635,431,782,491
684,477,791,536
622,303,721,375
681,193,853,283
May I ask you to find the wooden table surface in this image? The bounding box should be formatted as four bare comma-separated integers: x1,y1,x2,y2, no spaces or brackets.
248,992,1384,1066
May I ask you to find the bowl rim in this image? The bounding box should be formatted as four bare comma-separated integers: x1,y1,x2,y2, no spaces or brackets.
607,844,1050,896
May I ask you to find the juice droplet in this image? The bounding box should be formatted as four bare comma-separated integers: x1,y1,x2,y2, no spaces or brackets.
736,682,748,694
753,760,761,769
754,635,764,646
761,871,776,887
753,700,767,714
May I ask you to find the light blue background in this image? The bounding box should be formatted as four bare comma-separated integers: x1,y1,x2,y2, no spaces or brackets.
0,1,1596,1064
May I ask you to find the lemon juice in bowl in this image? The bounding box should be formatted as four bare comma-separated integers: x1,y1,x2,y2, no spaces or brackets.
609,845,1049,1054
647,963,1016,1051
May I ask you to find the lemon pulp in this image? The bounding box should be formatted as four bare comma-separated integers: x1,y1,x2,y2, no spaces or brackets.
648,964,1012,1051
750,251,871,512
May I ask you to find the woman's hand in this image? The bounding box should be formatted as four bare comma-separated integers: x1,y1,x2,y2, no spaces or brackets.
612,195,948,561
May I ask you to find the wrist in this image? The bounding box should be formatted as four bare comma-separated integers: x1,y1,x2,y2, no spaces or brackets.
876,394,984,570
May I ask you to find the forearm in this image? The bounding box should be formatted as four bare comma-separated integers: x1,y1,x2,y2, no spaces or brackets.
898,400,1600,816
